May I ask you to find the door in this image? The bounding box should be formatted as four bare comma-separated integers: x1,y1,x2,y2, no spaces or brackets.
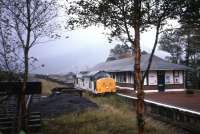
157,71,165,92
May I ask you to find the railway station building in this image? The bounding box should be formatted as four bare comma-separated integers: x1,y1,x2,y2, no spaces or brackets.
89,52,191,92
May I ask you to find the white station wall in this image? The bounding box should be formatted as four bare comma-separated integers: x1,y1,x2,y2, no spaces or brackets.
165,71,174,84
148,71,157,85
102,70,184,87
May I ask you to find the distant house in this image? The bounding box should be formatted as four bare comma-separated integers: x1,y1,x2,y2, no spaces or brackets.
89,53,191,92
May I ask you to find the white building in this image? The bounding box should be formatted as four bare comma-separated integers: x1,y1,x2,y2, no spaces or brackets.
89,53,191,92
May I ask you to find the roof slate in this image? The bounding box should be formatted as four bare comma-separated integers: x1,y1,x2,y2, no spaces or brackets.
90,53,191,72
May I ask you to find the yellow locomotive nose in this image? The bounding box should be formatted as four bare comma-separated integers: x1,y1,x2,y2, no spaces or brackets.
96,78,116,94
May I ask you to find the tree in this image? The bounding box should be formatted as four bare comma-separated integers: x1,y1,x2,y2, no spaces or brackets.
179,0,200,66
0,26,22,80
159,30,185,64
66,0,179,133
111,44,131,55
159,28,200,89
179,0,200,89
159,28,200,65
0,3,22,80
107,44,132,61
158,0,200,89
0,0,58,132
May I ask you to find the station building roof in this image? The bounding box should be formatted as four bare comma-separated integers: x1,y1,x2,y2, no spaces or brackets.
89,53,191,72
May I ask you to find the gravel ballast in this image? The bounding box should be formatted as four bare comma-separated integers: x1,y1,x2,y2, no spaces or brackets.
30,93,97,118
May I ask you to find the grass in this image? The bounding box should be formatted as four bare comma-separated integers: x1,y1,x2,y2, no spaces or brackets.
38,78,67,95
43,93,177,134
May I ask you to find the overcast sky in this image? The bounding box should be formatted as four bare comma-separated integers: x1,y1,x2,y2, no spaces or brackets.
29,1,172,75
30,26,170,74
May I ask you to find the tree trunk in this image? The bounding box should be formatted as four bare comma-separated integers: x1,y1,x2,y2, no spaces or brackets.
142,20,161,83
18,48,28,132
18,1,32,132
133,0,145,134
185,31,190,88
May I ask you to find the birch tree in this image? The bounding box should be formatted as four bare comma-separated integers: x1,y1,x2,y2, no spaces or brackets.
0,0,58,132
66,0,179,133
0,3,22,80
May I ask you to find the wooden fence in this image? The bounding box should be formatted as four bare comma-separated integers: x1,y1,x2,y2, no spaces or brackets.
0,82,42,134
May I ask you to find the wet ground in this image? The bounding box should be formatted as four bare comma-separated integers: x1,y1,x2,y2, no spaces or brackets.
30,93,98,118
